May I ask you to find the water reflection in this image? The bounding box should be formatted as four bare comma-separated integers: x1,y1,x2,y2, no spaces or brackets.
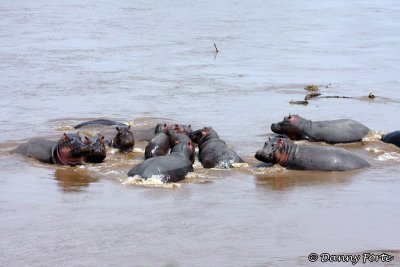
254,168,352,191
54,168,98,193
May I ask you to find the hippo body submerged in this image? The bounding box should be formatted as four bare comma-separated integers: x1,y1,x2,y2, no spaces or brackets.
382,131,400,148
271,115,370,144
74,119,127,129
255,137,370,171
12,133,89,166
128,141,193,183
190,127,244,168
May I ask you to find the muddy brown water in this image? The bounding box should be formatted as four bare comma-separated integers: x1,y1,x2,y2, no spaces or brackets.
1,1,400,266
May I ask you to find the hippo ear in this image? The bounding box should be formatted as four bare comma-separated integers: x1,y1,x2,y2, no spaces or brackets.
100,136,105,141
116,127,120,132
268,137,271,141
127,125,131,130
62,133,70,142
163,123,167,127
175,140,180,145
84,136,91,144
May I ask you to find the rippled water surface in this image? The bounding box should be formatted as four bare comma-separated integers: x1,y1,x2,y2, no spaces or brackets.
1,0,400,266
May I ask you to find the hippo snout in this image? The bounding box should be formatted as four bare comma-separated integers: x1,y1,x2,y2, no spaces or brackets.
72,142,90,156
255,149,272,163
271,123,281,133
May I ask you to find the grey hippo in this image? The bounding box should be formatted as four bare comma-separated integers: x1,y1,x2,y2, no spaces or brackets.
271,114,370,144
144,123,170,159
74,119,127,129
74,119,192,141
167,129,195,164
100,126,135,152
12,133,89,166
83,136,107,163
255,137,370,171
189,127,244,168
381,131,400,148
127,140,194,183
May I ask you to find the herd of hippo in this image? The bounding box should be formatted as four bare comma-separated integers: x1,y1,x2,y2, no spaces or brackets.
12,115,400,183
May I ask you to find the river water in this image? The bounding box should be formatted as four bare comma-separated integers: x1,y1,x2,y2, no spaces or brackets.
1,0,400,266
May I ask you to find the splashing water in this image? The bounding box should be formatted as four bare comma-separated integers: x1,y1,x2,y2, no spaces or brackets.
121,175,181,188
376,152,400,162
362,130,384,142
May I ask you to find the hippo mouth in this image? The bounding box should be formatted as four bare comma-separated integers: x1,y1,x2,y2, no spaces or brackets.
56,145,86,166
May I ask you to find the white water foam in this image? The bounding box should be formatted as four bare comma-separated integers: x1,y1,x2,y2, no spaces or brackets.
362,130,384,142
376,152,400,162
121,175,181,188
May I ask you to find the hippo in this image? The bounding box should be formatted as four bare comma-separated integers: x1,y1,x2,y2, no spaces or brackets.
12,133,89,166
170,123,192,136
127,140,194,183
135,123,192,141
144,123,170,159
100,126,135,152
382,131,400,148
255,137,370,171
189,127,244,168
74,119,127,129
84,136,106,163
271,114,370,144
166,129,195,164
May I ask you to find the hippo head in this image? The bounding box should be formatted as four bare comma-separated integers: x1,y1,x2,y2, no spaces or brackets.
59,133,89,157
114,126,135,152
172,140,194,162
155,123,169,134
189,127,219,145
255,138,291,166
171,124,192,135
84,136,106,163
271,114,305,140
55,133,89,166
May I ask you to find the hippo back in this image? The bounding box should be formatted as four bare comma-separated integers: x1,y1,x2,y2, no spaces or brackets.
12,138,56,163
382,131,400,148
308,119,370,143
144,132,170,159
199,139,244,168
289,144,370,171
74,119,127,129
127,153,193,183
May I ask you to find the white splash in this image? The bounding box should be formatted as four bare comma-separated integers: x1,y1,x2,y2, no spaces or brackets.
362,130,384,142
232,162,249,168
365,147,384,153
133,147,144,153
376,152,400,162
121,175,181,188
